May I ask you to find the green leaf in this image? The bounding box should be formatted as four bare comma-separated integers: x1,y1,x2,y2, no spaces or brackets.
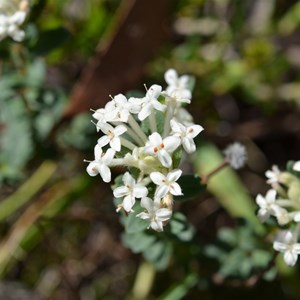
122,232,156,254
143,239,172,270
169,213,195,242
124,208,149,234
194,142,264,233
217,228,237,246
31,27,70,55
174,174,206,201
159,273,198,300
251,249,272,268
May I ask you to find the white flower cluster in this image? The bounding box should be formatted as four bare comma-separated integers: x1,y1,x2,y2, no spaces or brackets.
256,161,300,266
0,0,29,42
85,69,204,232
223,142,247,170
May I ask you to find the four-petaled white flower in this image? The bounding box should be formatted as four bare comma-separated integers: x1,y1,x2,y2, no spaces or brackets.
113,172,148,212
256,189,280,222
108,94,132,122
273,230,300,267
150,169,183,198
0,11,27,42
265,165,281,185
293,161,300,172
164,68,192,97
144,132,180,168
170,119,204,153
86,145,115,183
138,85,166,121
136,197,172,232
163,89,192,105
97,123,127,151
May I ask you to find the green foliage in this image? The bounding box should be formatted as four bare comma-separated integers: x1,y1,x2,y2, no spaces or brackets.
122,210,195,271
205,224,275,280
175,174,206,201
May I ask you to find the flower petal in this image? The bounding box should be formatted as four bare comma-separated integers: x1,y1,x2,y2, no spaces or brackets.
86,162,99,176
152,100,166,112
182,137,196,153
167,169,182,182
187,124,204,138
136,212,150,220
284,251,298,266
138,103,151,121
114,125,127,136
256,194,266,208
140,197,154,212
169,182,182,196
148,132,162,146
99,164,111,183
273,241,287,252
170,119,185,134
293,161,300,172
150,220,164,232
163,136,180,152
155,185,169,199
147,84,162,98
156,208,172,221
164,69,177,86
123,195,135,212
266,189,276,202
94,144,103,160
113,186,129,198
150,172,166,185
158,149,172,168
110,137,121,151
123,172,135,186
97,135,110,148
102,149,115,164
133,185,148,198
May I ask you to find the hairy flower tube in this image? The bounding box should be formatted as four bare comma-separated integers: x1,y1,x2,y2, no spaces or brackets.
85,69,204,231
0,0,29,42
256,161,300,266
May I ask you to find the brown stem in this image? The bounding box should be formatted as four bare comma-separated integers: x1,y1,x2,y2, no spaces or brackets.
201,160,229,184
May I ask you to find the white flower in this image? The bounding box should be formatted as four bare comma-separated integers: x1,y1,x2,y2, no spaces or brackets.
256,189,280,222
164,89,192,105
86,145,115,183
293,161,300,172
0,11,27,42
136,197,172,231
274,206,290,225
164,68,191,96
150,169,183,198
113,172,148,212
170,119,204,153
265,165,281,185
97,123,127,151
108,94,132,122
223,142,247,169
92,108,109,128
143,132,180,168
138,85,166,121
273,231,300,267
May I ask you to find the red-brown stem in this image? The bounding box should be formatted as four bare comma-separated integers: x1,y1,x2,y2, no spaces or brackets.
201,160,229,184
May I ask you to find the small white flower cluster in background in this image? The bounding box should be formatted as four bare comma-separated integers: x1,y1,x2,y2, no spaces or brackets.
256,160,300,266
0,0,29,42
85,69,204,231
223,142,247,170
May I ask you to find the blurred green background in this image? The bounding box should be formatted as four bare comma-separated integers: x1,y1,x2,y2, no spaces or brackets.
1,0,300,299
